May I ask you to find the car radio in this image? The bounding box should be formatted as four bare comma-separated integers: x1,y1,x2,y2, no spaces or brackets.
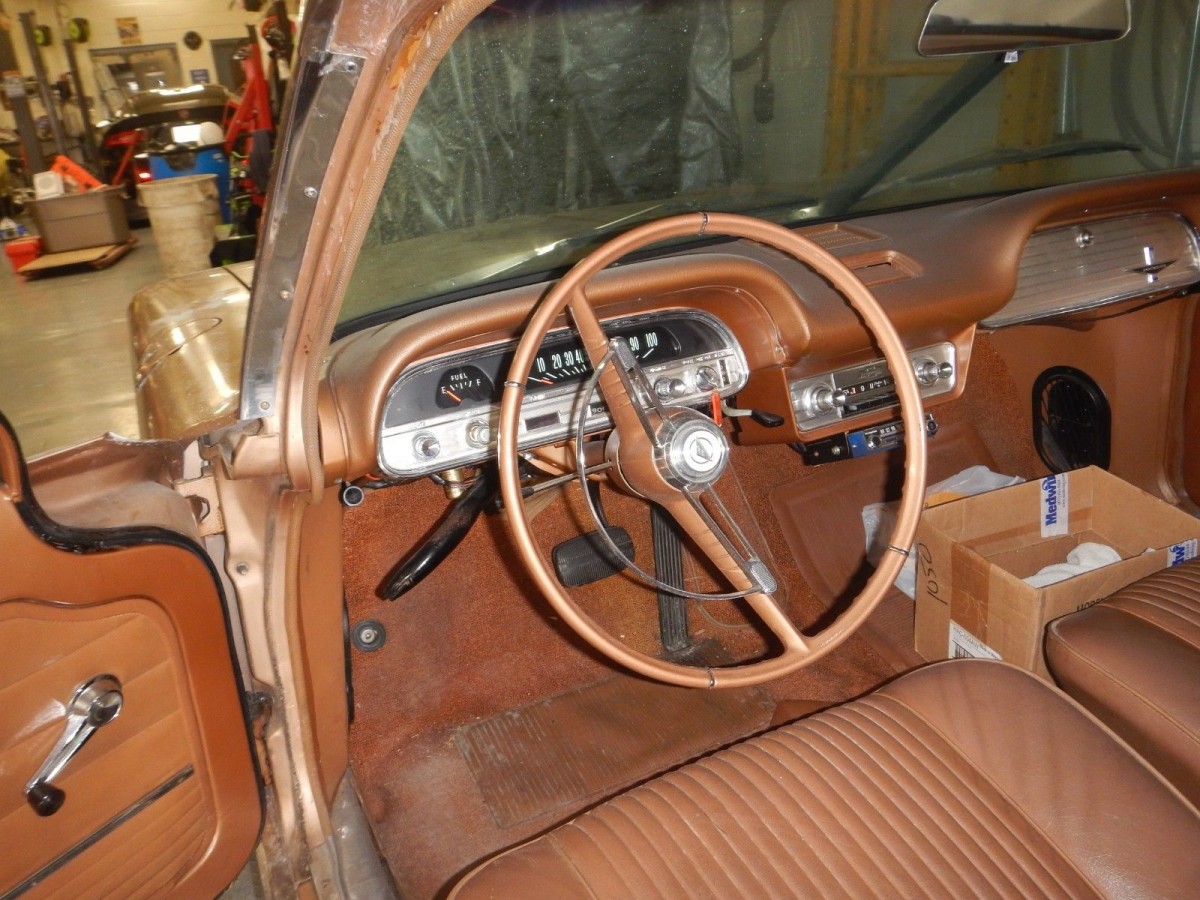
788,342,956,432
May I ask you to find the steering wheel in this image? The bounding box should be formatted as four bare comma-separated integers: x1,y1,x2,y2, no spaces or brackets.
498,213,927,687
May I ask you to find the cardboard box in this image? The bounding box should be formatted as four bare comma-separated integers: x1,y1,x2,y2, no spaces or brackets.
30,187,130,254
914,466,1200,679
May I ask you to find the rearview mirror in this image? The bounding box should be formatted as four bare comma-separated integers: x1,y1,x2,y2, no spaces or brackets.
918,0,1130,57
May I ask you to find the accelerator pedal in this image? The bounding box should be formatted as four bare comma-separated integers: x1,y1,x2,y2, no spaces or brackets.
651,504,691,654
552,527,636,587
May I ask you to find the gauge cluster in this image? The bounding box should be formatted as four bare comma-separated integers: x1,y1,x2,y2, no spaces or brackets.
379,311,746,477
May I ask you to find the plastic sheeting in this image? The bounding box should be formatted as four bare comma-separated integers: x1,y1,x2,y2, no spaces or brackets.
369,0,742,245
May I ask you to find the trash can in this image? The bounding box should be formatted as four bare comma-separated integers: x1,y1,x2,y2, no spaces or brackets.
149,144,232,223
138,174,221,277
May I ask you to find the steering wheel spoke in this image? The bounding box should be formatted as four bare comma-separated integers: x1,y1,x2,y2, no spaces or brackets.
673,486,776,596
568,295,670,448
658,489,808,653
608,339,677,441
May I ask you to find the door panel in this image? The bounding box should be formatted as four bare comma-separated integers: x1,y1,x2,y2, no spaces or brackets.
0,414,260,899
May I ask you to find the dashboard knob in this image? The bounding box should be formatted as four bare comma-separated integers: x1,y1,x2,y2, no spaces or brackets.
695,366,720,392
465,420,491,448
806,384,847,415
413,433,441,460
914,359,953,386
654,377,688,400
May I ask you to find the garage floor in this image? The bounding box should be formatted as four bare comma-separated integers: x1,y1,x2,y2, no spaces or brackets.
0,224,162,459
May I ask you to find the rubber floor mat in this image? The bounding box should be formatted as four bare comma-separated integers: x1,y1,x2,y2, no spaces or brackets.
455,675,774,827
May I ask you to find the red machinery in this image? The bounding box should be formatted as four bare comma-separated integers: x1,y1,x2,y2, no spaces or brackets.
222,38,273,159
223,5,293,212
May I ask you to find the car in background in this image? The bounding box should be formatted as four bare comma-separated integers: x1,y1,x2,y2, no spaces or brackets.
94,83,231,206
4,1,1200,897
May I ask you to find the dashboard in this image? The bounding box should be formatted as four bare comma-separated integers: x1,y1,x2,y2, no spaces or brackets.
316,170,1200,491
379,310,748,477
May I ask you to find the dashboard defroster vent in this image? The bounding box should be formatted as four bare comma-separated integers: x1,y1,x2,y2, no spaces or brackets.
800,222,883,251
1033,366,1111,473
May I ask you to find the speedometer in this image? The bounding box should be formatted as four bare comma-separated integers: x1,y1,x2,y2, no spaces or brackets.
620,324,678,362
525,325,681,393
528,346,589,387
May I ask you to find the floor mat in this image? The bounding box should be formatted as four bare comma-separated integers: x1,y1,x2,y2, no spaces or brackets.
456,675,774,827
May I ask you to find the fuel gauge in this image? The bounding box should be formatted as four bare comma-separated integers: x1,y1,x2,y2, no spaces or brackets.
436,365,495,409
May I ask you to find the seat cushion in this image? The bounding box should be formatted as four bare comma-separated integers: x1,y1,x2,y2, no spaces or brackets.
451,660,1200,899
1046,557,1200,807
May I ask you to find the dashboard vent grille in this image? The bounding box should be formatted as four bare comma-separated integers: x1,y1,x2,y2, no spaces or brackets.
1033,366,1110,473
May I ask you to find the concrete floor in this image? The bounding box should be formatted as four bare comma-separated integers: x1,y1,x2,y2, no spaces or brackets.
1,224,163,458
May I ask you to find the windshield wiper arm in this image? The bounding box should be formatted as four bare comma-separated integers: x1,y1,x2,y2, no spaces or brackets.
525,203,671,262
461,199,708,286
422,203,670,291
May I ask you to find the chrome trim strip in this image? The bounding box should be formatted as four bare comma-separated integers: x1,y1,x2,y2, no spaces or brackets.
4,766,195,899
240,42,364,421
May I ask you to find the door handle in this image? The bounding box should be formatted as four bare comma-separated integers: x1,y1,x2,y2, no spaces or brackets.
25,674,124,817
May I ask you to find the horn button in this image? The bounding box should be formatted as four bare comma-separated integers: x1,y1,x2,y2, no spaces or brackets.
656,410,729,490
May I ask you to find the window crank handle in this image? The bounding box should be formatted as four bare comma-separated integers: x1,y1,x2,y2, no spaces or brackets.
25,674,124,817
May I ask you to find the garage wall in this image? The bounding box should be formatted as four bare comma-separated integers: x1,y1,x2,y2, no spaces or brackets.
1,0,292,133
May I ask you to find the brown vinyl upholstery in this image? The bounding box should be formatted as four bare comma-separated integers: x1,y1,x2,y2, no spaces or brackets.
1046,558,1200,807
451,660,1200,898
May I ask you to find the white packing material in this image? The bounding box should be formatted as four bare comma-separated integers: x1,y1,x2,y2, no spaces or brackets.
1023,541,1123,588
862,465,1024,599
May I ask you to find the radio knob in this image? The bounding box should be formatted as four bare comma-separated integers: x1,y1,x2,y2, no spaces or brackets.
465,420,491,448
914,359,953,386
413,433,441,460
654,377,688,400
807,384,848,415
694,366,720,392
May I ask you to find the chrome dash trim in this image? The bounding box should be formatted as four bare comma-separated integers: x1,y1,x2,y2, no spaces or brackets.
984,212,1200,328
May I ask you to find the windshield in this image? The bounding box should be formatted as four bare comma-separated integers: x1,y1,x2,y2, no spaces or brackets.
342,0,1198,326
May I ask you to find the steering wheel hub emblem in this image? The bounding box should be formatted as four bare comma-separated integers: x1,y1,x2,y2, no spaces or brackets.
658,412,729,489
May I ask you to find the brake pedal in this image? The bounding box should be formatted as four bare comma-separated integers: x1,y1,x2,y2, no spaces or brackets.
552,527,635,587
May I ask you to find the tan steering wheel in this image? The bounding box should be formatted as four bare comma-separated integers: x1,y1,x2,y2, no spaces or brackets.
498,213,927,687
